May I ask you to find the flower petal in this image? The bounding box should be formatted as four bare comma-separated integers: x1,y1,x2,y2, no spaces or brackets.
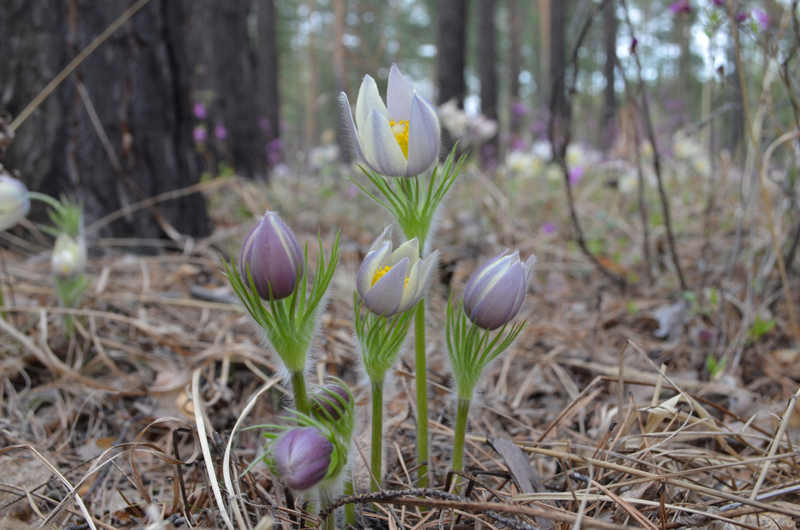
387,64,416,121
339,92,382,174
368,225,393,254
364,258,408,316
405,95,441,177
363,109,408,177
464,251,518,313
388,238,419,275
397,250,439,313
523,254,537,283
356,75,389,133
468,262,526,330
357,242,392,298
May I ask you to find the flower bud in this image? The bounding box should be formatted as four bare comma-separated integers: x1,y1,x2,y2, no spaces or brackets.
51,233,87,279
0,171,30,231
240,212,304,300
310,383,351,422
272,427,333,491
463,250,536,331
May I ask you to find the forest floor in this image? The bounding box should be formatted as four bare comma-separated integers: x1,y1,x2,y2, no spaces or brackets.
2,161,800,529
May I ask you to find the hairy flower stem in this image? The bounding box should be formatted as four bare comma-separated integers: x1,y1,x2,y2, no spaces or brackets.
343,472,355,526
319,488,335,530
370,381,384,492
290,370,310,416
451,398,471,474
415,300,429,489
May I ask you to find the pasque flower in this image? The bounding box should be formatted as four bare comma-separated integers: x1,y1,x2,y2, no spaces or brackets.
341,64,440,178
311,383,352,423
51,233,87,279
463,250,536,331
272,427,334,491
0,172,30,231
357,226,439,317
240,211,304,300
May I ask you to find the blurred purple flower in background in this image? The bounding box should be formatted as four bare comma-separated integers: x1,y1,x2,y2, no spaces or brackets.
259,117,272,135
669,0,691,14
568,166,584,186
193,102,207,120
215,123,228,140
753,9,769,30
630,37,638,54
735,11,749,23
511,138,526,152
542,222,555,235
193,126,207,143
347,184,359,199
266,139,282,166
709,0,724,6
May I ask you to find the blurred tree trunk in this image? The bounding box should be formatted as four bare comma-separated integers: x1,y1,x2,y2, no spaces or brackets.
332,0,351,163
0,0,209,239
600,0,617,150
478,0,498,166
508,0,522,103
304,0,318,150
258,0,281,166
725,45,745,159
437,0,467,108
187,0,265,179
549,0,568,143
538,0,551,108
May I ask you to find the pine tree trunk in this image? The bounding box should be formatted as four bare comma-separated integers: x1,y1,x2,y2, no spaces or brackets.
600,0,617,150
508,0,522,103
549,0,569,144
0,0,210,239
257,0,281,168
437,0,467,108
332,0,351,163
478,0,498,166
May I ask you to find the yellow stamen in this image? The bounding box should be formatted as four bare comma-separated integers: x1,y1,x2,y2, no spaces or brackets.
371,265,409,288
389,119,409,159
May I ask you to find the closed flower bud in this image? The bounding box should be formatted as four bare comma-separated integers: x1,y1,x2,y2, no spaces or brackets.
272,427,333,491
0,172,30,231
357,226,439,317
340,64,441,178
310,383,351,422
463,250,536,331
51,233,87,279
240,212,304,300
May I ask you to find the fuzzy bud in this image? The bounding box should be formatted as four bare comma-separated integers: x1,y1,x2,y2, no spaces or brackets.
463,250,536,331
240,211,304,300
272,427,333,491
310,383,351,422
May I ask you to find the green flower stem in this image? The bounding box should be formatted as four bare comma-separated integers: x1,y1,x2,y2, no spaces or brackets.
26,191,63,211
290,370,310,416
319,488,335,530
414,300,429,489
370,380,383,492
343,472,355,526
452,398,471,474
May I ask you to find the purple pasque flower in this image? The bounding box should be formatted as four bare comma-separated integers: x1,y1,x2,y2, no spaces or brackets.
240,211,304,301
735,11,749,23
340,64,440,178
193,102,207,120
193,126,207,143
463,250,536,331
753,8,769,30
669,0,691,14
356,226,439,317
710,0,724,6
272,428,333,491
0,173,30,231
215,123,228,140
542,222,555,235
568,166,584,186
310,383,351,422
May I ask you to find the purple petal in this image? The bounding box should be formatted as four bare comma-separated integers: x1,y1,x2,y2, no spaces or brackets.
364,258,408,316
339,92,378,174
387,64,416,121
463,249,509,305
356,75,389,133
357,242,391,299
363,109,407,177
240,212,304,300
405,95,441,177
468,262,526,330
273,428,333,491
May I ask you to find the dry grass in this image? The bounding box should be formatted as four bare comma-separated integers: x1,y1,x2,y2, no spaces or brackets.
2,156,800,529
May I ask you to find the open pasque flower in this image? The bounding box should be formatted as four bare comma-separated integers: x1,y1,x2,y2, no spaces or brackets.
357,226,438,317
341,64,440,178
463,250,536,330
240,211,304,301
0,172,30,231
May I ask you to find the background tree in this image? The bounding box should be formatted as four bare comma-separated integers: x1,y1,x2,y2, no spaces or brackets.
258,0,281,164
600,0,617,149
478,0,498,165
549,0,569,143
437,0,468,108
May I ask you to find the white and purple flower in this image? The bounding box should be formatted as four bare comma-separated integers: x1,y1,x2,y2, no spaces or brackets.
240,212,304,301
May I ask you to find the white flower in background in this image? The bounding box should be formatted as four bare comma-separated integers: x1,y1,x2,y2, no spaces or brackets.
0,172,30,231
673,137,700,161
51,233,87,279
439,100,470,139
470,115,498,143
531,141,552,162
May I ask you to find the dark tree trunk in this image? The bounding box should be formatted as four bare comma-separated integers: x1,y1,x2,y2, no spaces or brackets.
549,0,569,143
600,0,617,150
332,0,351,163
257,0,280,164
478,0,498,166
437,0,467,108
508,0,522,103
725,46,745,159
0,0,210,239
